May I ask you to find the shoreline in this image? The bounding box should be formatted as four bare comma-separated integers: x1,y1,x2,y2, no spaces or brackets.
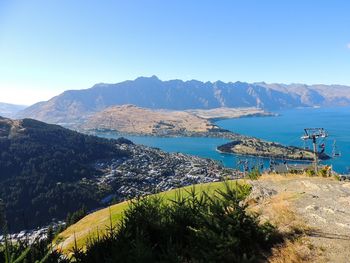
78,110,330,165
84,127,323,163
206,112,278,123
215,148,314,163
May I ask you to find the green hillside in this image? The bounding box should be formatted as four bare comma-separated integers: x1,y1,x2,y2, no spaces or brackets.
56,180,244,254
0,116,131,231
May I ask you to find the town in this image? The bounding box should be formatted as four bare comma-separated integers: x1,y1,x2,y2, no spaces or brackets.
95,141,242,202
0,140,242,244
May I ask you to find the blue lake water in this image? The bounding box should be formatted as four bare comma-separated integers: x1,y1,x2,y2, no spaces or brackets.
98,107,350,174
217,107,350,173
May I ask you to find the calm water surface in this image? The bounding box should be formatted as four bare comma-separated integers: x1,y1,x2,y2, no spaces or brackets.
217,107,350,173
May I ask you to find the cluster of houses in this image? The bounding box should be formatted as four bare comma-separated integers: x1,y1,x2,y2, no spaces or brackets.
96,143,242,201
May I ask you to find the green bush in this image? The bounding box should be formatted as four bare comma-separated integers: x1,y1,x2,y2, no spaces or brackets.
0,238,68,263
247,167,262,180
1,182,282,262
305,168,316,176
71,182,281,263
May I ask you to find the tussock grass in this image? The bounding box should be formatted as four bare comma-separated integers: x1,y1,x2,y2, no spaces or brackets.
268,238,324,263
259,173,310,182
250,191,309,236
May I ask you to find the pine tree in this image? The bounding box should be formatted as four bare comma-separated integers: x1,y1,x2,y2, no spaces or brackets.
47,224,54,243
0,199,6,235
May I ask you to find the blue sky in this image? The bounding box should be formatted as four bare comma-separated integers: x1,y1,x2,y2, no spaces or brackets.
1,0,350,104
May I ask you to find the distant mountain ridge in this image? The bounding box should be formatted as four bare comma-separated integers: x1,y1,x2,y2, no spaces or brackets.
18,76,350,124
0,102,27,118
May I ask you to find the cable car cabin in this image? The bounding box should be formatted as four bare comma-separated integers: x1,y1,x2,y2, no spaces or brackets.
333,152,341,158
332,140,341,158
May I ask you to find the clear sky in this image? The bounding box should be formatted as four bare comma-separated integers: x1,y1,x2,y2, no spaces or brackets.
1,0,350,105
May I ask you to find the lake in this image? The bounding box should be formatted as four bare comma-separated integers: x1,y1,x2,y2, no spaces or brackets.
98,106,350,174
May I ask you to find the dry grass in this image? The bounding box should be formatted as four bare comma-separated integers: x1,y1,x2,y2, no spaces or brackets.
248,174,325,262
259,172,337,182
268,238,324,263
82,105,216,134
259,173,310,182
54,200,129,254
251,191,309,235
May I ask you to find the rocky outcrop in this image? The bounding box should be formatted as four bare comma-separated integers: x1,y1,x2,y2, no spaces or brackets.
250,175,350,262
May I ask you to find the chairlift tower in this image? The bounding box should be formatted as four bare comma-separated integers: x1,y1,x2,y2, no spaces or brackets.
301,128,328,174
332,140,341,158
237,159,249,177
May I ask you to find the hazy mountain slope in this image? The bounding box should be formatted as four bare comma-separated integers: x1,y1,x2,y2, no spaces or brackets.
18,76,350,124
259,83,350,106
0,102,27,118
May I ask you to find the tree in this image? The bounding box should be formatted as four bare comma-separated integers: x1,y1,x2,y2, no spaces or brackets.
47,224,54,243
0,199,6,235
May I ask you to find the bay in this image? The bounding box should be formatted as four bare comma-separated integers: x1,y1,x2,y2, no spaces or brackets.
97,107,350,174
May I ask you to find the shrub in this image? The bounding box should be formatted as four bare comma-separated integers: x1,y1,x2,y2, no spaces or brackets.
72,182,281,263
0,237,68,263
305,169,315,177
247,167,262,180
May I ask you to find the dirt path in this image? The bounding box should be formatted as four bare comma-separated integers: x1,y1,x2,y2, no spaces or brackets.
250,175,350,263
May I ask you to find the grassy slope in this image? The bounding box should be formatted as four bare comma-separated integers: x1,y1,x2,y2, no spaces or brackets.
55,180,242,254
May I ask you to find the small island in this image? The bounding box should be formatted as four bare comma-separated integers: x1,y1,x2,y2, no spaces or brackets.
217,140,330,161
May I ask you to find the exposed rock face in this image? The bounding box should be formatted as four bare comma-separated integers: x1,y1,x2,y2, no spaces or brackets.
17,76,350,124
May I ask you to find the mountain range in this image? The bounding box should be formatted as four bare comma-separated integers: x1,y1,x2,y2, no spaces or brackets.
18,76,350,125
0,102,27,118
